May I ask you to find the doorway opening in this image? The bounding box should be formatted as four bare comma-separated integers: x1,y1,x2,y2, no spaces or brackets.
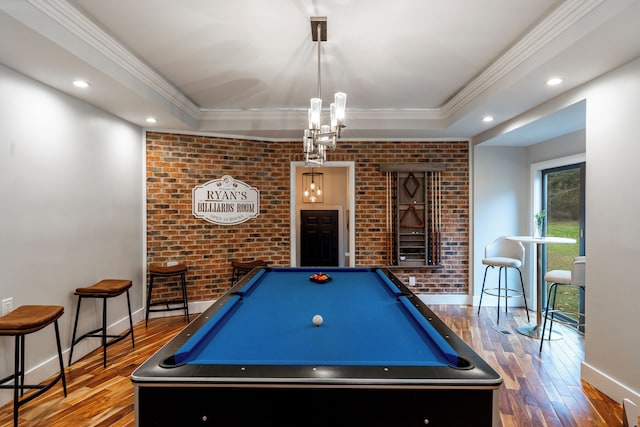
290,161,355,267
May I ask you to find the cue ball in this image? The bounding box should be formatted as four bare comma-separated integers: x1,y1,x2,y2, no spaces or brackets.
312,314,323,326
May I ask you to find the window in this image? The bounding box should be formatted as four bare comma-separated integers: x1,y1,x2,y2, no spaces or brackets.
541,162,586,329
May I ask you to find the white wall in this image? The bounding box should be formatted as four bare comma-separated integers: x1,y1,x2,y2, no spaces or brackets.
528,129,586,164
472,146,530,305
0,64,144,406
580,57,640,403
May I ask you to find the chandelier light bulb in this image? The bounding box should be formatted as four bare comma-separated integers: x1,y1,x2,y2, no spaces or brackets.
334,92,347,121
330,103,337,128
310,98,322,129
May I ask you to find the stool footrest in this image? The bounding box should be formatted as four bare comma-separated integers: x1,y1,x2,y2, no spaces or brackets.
148,307,186,313
0,374,64,405
71,327,133,348
148,300,187,311
481,287,525,298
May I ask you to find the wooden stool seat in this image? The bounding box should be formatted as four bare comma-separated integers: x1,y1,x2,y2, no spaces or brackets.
149,263,188,276
0,305,67,427
0,305,64,335
69,279,135,368
74,279,132,297
146,263,189,327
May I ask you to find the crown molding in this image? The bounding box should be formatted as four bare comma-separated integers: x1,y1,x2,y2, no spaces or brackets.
440,0,606,120
27,0,599,128
11,0,615,138
27,0,200,121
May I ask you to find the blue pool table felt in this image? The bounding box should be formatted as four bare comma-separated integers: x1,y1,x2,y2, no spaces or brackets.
175,268,458,367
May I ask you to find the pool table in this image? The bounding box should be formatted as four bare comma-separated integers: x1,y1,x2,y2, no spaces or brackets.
132,267,502,426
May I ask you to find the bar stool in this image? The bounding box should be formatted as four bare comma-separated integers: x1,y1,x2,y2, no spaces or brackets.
0,305,67,427
230,259,270,285
477,236,530,324
146,262,189,327
69,279,135,368
539,256,586,352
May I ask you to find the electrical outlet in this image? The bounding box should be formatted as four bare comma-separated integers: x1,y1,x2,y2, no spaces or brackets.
409,276,416,286
2,298,13,315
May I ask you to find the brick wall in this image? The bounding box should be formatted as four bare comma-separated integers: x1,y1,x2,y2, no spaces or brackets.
146,132,469,303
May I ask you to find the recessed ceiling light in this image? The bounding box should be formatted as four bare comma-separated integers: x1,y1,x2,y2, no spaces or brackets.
73,80,91,88
145,117,158,124
482,116,494,123
546,77,563,86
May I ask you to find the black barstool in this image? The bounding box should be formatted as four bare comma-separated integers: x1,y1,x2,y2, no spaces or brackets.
69,279,135,368
146,263,189,327
0,305,67,426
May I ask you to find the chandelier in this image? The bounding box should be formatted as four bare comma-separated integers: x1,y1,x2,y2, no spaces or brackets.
302,169,323,203
303,17,347,165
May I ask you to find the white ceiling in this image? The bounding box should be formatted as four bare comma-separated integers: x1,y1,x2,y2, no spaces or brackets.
1,0,639,144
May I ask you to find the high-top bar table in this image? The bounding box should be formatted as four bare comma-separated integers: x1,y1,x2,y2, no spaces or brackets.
506,236,576,339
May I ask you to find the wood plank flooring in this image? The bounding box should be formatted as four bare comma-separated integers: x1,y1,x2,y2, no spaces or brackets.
0,305,628,426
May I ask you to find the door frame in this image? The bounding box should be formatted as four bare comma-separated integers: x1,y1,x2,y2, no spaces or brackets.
290,161,355,267
529,153,585,310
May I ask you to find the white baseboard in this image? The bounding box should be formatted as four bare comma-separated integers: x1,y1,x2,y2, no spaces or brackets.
418,293,472,305
581,361,640,406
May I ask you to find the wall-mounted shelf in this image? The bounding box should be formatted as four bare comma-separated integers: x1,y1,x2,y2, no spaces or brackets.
379,163,444,268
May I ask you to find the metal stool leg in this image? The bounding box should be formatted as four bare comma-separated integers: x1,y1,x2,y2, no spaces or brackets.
53,320,67,396
477,266,490,315
496,267,503,324
539,283,558,352
547,284,559,339
13,335,20,426
68,296,83,367
18,335,25,398
126,289,135,348
181,272,189,323
101,297,108,368
146,274,155,327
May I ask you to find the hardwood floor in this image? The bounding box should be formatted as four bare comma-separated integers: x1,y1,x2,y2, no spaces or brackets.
0,306,627,426
435,305,624,427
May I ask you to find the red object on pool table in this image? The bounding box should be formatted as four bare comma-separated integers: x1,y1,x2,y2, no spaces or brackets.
132,267,502,426
309,272,331,283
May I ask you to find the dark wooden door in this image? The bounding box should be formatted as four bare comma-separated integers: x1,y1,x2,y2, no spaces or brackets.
300,210,339,267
